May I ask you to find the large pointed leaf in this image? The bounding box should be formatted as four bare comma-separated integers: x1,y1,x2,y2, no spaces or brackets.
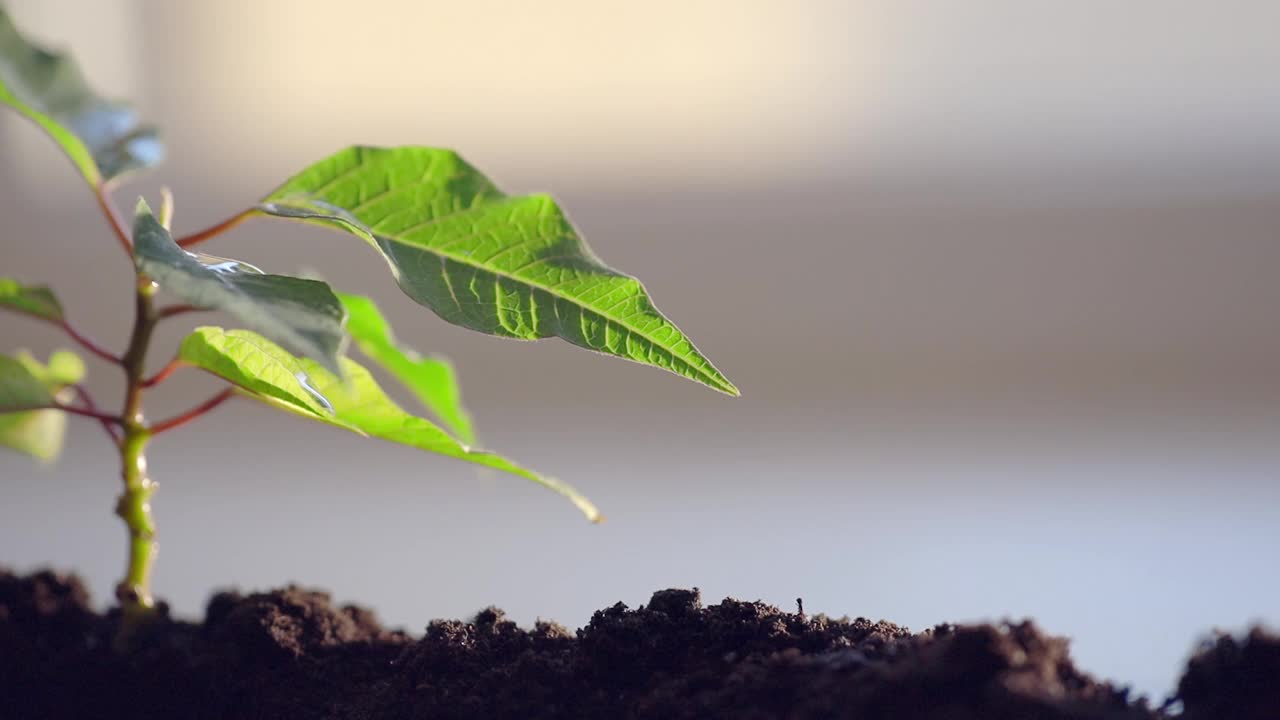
132,200,348,375
256,146,737,396
0,349,85,461
180,326,601,522
339,292,475,444
0,278,62,322
0,8,160,186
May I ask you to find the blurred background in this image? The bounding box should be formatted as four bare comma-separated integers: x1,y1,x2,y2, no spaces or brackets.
3,0,1278,701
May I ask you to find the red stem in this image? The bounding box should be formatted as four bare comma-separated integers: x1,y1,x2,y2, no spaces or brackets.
62,405,123,424
72,385,123,446
60,320,123,365
141,358,184,388
148,388,234,435
176,211,251,249
4,403,124,425
156,304,205,320
95,184,132,255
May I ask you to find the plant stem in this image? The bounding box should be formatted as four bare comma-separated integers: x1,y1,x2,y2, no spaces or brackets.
72,385,123,446
156,303,205,320
149,388,234,436
141,357,183,388
115,277,160,617
95,185,132,256
60,319,123,366
116,428,156,611
176,210,251,249
2,403,123,425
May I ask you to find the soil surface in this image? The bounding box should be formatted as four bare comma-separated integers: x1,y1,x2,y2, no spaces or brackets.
1,569,1276,719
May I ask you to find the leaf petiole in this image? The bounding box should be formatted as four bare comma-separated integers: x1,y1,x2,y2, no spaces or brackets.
147,387,235,435
141,357,184,388
71,384,123,446
60,319,123,365
175,209,252,249
2,402,123,425
94,184,132,256
155,304,207,321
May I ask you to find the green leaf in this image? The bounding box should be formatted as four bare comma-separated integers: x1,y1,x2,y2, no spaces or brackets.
256,146,738,396
0,400,67,461
132,200,348,375
0,278,62,322
180,326,600,522
35,349,86,387
338,292,475,444
177,326,341,420
0,8,161,186
0,352,56,411
0,349,85,461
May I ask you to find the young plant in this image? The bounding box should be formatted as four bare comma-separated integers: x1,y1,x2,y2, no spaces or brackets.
0,9,736,625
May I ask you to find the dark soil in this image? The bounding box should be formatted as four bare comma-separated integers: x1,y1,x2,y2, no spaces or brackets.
0,570,1275,719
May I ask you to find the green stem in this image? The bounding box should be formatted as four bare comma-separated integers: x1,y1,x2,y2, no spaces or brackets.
115,278,159,618
116,428,155,609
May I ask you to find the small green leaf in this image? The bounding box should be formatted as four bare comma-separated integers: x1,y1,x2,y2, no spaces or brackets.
0,399,67,461
0,278,62,322
35,349,85,387
0,352,56,410
256,146,737,396
132,200,348,375
0,8,161,186
0,349,85,461
338,292,475,444
177,326,342,420
180,326,600,522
